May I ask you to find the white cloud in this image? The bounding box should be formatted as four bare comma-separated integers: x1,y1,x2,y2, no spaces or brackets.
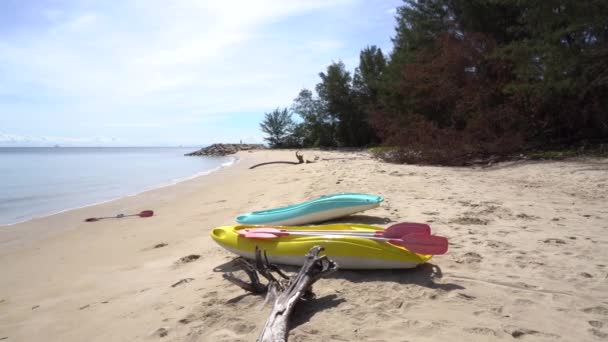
0,133,120,146
1,0,355,106
1,0,398,145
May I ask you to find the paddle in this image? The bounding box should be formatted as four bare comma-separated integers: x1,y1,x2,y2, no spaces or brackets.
238,227,448,255
85,210,154,222
238,222,431,238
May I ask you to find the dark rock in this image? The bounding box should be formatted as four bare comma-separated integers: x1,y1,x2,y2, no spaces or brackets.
185,143,265,157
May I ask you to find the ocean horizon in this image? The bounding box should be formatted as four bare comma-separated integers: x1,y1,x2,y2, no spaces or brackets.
0,146,236,225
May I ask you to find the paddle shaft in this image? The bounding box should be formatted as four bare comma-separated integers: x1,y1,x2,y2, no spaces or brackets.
97,213,136,220
243,223,431,238
243,231,448,255
276,230,386,236
85,210,153,222
260,231,398,242
239,227,449,255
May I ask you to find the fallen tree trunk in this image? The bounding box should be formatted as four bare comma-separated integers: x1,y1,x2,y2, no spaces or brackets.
223,246,338,342
249,151,316,169
249,161,301,169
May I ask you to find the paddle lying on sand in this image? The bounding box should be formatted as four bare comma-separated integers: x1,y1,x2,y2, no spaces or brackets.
238,222,431,238
238,227,448,255
84,210,154,222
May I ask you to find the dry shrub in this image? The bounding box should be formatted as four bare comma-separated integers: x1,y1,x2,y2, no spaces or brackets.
372,33,526,165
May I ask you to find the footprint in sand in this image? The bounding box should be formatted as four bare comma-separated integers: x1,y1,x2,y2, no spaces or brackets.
202,291,218,299
457,293,476,300
450,216,489,225
150,327,169,338
464,327,498,336
178,314,196,324
486,240,512,248
590,329,608,338
543,238,566,245
174,254,200,266
516,213,540,220
582,306,608,315
460,252,483,264
510,329,538,338
588,321,604,328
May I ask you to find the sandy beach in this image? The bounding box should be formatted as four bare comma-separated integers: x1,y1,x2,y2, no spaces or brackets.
1,149,607,341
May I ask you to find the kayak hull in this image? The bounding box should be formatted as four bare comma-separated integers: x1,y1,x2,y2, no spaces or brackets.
240,203,380,226
210,224,432,269
236,193,384,226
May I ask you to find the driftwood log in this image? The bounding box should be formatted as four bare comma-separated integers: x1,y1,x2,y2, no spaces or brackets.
249,151,317,169
223,246,338,342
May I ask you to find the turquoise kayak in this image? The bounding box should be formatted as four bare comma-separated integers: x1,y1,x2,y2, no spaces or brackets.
235,193,384,226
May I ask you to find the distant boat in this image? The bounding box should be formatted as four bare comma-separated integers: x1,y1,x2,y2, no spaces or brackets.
53,144,61,148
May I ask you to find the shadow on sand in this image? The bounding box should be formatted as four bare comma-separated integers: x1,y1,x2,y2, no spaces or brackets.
329,263,463,291
290,294,346,327
214,259,463,293
213,259,463,329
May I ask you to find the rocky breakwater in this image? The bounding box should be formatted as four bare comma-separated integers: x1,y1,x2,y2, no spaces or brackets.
185,143,265,156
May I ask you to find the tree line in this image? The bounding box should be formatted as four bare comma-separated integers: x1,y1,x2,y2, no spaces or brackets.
260,0,608,164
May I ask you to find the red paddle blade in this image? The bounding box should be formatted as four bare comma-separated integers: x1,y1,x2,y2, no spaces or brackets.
390,234,448,255
383,222,431,238
138,210,154,218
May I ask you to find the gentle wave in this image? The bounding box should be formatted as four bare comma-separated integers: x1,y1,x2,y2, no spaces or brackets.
0,147,238,226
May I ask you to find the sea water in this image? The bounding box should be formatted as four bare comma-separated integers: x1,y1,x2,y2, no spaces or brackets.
0,147,235,225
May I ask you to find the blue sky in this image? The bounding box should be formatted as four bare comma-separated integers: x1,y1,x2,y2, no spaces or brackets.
1,0,402,146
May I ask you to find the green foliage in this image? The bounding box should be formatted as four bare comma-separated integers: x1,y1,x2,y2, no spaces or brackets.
316,62,357,146
372,0,608,164
291,89,336,147
316,60,378,146
286,57,381,148
494,0,608,143
259,108,295,148
353,46,386,108
259,0,608,163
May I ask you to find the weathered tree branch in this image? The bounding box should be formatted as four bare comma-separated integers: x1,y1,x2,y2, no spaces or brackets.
249,151,316,169
222,246,338,342
222,257,268,293
258,246,338,342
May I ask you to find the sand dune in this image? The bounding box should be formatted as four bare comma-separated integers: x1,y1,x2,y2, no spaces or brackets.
1,150,607,341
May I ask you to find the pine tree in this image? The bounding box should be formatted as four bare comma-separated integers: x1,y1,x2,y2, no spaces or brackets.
259,108,295,148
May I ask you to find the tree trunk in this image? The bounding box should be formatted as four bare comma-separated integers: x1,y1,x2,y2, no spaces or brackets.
257,246,337,342
222,246,338,342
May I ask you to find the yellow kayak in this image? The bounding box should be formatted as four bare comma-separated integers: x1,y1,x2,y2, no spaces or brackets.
210,224,433,269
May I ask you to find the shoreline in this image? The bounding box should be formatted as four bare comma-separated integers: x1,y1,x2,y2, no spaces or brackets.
0,156,239,228
0,150,606,341
0,153,247,251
